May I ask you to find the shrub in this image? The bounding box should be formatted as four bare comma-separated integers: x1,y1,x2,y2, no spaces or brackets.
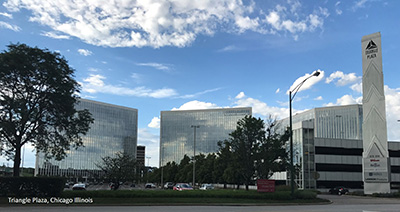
275,185,292,192
293,190,317,199
0,177,66,197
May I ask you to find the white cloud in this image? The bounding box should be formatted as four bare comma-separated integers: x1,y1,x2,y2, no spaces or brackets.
314,96,323,100
351,83,362,93
217,45,241,52
235,91,246,99
3,0,329,48
287,70,324,95
78,49,93,56
335,1,343,15
179,88,222,99
148,117,160,129
326,71,361,86
288,0,302,14
131,73,142,83
172,100,219,111
0,21,20,31
352,0,369,11
136,63,171,71
81,74,178,98
88,67,100,72
264,4,329,37
41,31,70,39
384,86,400,141
234,92,288,119
138,128,159,167
235,16,259,33
324,94,362,106
0,12,12,18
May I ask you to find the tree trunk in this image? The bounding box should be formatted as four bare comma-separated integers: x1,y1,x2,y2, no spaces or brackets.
245,183,249,191
13,143,21,177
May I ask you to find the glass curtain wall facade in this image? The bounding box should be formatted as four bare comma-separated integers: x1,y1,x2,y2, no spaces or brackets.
160,107,252,166
314,105,363,140
279,104,363,189
35,99,138,181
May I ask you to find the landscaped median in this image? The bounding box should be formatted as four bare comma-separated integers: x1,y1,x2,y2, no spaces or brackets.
55,189,328,205
1,183,329,206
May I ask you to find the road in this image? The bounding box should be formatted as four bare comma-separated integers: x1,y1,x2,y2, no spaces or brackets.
2,194,400,212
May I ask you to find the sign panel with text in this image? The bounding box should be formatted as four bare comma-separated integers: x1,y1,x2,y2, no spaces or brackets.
257,179,275,192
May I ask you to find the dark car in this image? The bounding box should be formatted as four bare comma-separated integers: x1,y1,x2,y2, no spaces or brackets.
329,186,349,195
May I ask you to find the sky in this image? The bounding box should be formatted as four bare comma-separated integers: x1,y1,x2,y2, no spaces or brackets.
0,0,399,168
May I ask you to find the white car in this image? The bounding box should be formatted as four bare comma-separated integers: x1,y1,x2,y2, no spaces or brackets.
199,184,214,190
145,183,156,189
72,183,86,190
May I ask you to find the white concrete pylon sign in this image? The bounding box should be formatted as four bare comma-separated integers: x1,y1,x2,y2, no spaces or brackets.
362,32,390,194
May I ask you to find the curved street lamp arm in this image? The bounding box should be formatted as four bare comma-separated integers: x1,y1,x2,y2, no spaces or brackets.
290,71,320,102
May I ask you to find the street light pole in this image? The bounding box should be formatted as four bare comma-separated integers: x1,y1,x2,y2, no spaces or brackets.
161,146,164,188
289,90,294,194
146,156,151,167
191,125,200,188
289,71,320,196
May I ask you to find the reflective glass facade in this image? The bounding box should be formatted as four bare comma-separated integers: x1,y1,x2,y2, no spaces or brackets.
278,104,363,189
35,99,138,180
314,105,363,140
279,104,363,140
160,107,252,166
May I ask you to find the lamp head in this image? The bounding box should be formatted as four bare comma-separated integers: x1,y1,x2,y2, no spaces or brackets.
313,71,320,77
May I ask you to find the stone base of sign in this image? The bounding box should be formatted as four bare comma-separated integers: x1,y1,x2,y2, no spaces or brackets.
364,183,390,195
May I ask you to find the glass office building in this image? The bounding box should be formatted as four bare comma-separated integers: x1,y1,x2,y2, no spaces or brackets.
35,99,138,181
160,107,252,166
278,104,363,189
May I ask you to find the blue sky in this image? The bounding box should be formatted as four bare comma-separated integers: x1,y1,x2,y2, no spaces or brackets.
1,0,399,168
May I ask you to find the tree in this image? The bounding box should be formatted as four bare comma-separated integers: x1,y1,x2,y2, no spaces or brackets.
0,43,93,176
175,155,192,182
215,115,289,190
229,115,265,190
256,117,290,179
196,153,215,184
96,152,138,190
214,140,233,187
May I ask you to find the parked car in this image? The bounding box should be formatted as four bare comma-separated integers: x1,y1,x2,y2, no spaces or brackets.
173,183,193,191
329,186,349,195
164,182,174,189
72,183,86,190
199,184,214,190
145,183,156,189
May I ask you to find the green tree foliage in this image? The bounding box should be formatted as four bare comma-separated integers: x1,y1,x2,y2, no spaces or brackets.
0,43,93,176
229,115,265,190
217,115,289,190
175,155,192,182
96,152,138,190
196,153,215,184
164,161,178,182
256,117,290,179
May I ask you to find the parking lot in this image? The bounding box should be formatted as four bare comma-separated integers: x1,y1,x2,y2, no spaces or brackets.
65,183,160,191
